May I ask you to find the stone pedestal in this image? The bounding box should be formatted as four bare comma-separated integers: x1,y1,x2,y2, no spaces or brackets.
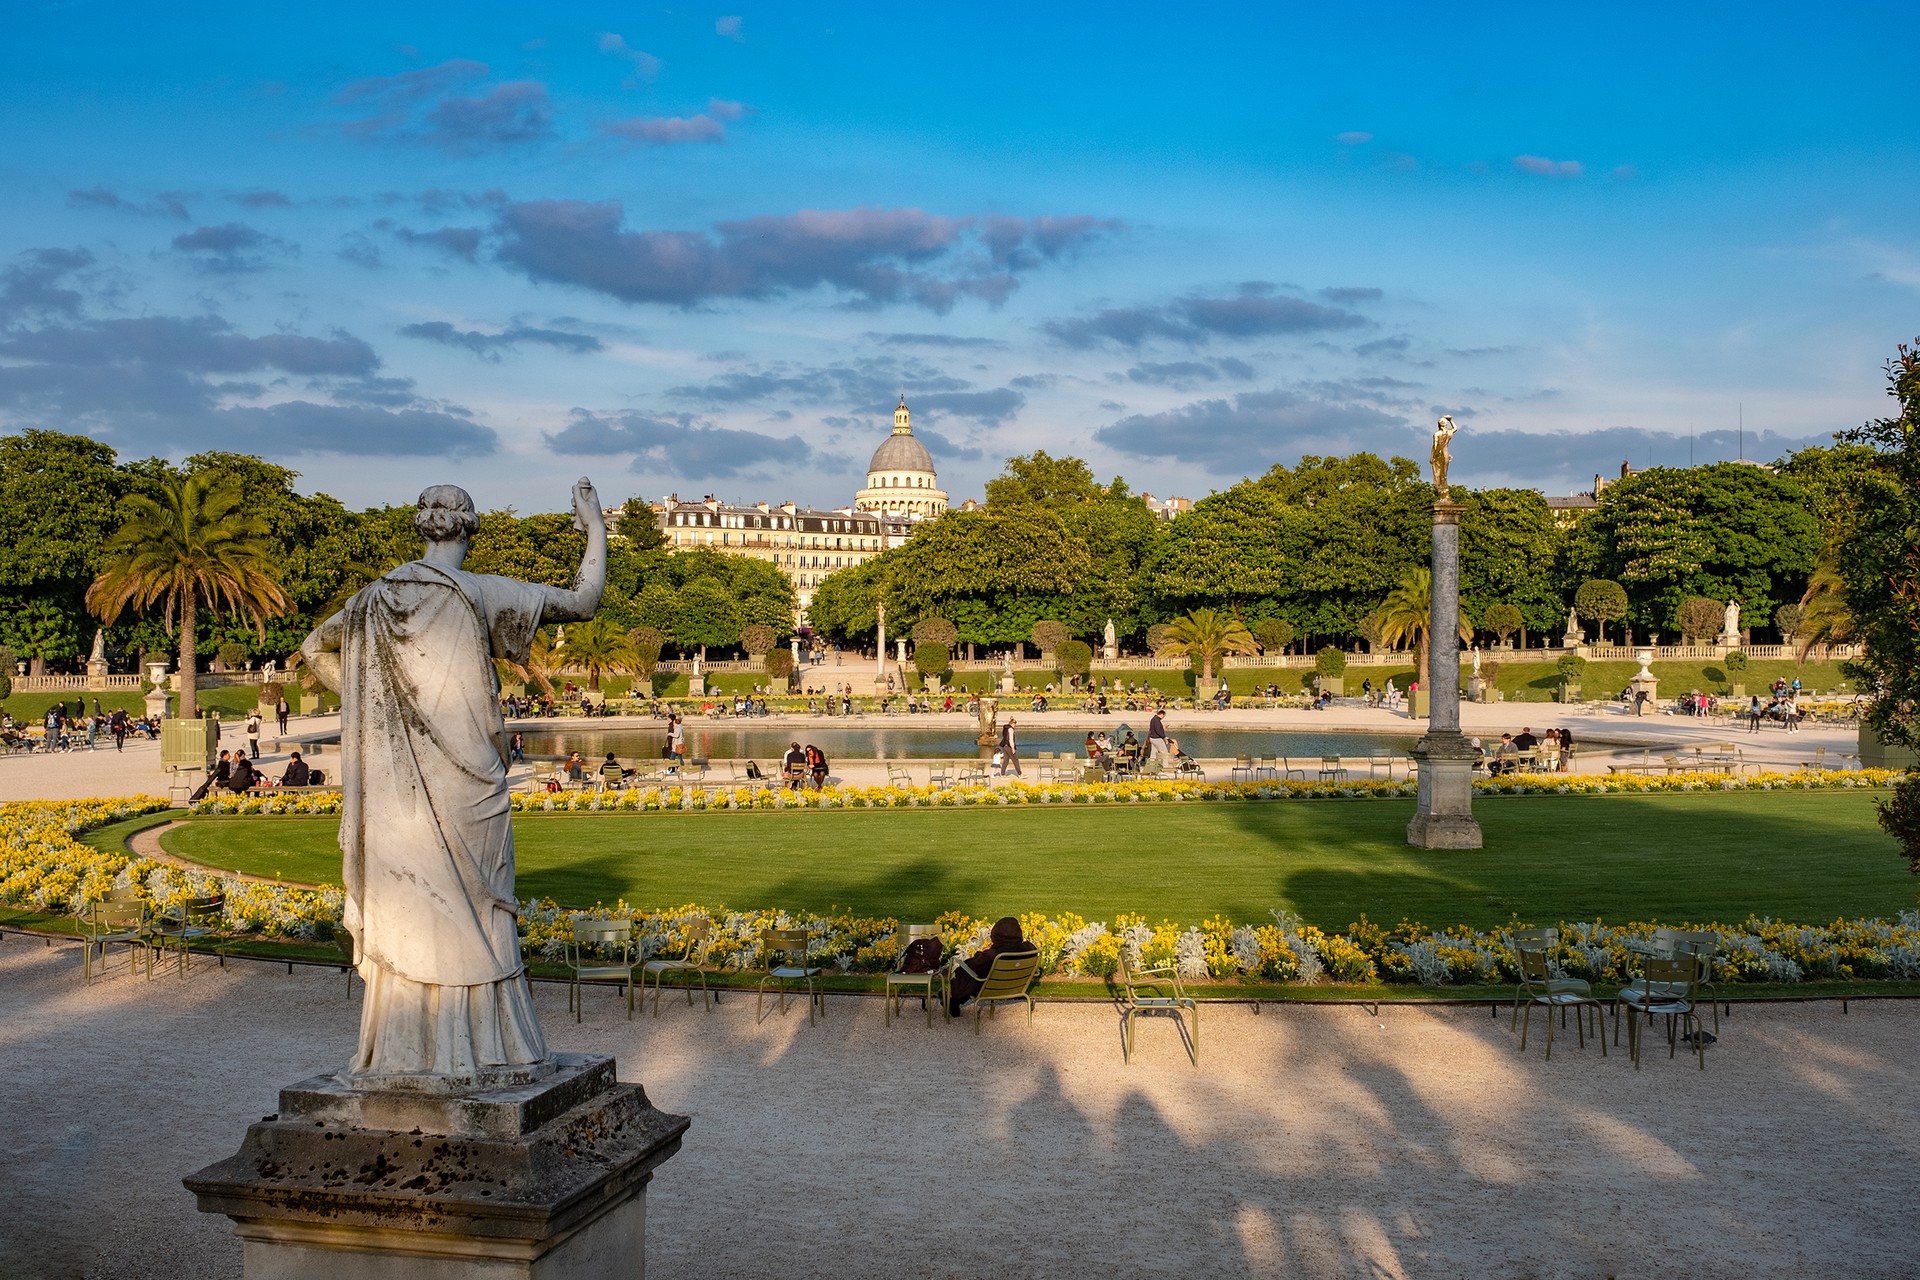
186,1054,686,1280
1628,648,1658,714
1407,499,1481,849
687,674,705,698
997,674,1015,694
1407,734,1483,848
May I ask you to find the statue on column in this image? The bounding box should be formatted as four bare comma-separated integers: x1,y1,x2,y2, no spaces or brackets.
301,479,607,1085
1430,415,1458,500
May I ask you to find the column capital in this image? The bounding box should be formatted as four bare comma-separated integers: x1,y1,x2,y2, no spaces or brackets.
1432,499,1467,524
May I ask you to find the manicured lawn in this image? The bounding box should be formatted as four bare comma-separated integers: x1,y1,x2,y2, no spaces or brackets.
152,792,1911,927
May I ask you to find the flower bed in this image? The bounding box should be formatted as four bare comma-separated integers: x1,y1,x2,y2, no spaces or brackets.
181,767,1905,817
7,796,1918,989
0,798,345,941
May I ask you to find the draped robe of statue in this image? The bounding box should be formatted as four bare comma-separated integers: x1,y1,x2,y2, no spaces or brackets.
335,561,549,1081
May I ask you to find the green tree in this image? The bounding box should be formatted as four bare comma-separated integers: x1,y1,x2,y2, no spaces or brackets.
1773,602,1805,643
1482,602,1524,646
913,641,950,681
910,616,957,649
1835,340,1920,760
1056,638,1093,681
1251,617,1295,653
1315,646,1348,676
672,578,740,659
739,624,777,657
1675,596,1725,644
1459,489,1565,645
627,626,665,682
1031,620,1069,654
85,474,291,718
0,430,140,669
1574,579,1629,647
1567,463,1820,638
1153,608,1257,682
983,451,1105,508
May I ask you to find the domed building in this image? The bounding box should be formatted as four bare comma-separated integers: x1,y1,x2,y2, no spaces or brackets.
854,398,947,519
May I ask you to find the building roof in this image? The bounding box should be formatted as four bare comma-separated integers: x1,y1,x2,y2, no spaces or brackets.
868,429,935,476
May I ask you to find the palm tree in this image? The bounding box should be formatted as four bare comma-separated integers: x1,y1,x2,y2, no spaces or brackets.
1375,566,1472,691
85,474,290,718
1153,607,1258,683
496,628,563,698
1795,556,1853,661
557,616,637,691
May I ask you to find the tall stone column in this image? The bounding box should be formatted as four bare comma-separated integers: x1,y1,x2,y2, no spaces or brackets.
1407,499,1483,848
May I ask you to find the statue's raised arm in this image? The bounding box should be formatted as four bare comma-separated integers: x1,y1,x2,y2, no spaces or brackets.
541,477,607,623
1431,415,1458,500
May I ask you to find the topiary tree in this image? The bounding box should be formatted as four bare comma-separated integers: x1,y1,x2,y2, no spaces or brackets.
1676,596,1725,645
739,624,777,657
1315,646,1347,676
1483,602,1523,647
1773,602,1805,642
913,641,949,681
1031,619,1069,655
1145,622,1175,653
911,616,958,649
1251,617,1295,654
1724,649,1749,671
1056,638,1093,680
216,640,249,671
1574,580,1629,647
765,648,796,681
1555,653,1587,700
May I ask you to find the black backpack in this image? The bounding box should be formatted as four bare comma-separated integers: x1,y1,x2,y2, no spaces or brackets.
901,938,942,974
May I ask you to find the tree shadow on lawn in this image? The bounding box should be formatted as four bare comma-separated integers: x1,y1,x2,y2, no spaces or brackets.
1213,791,1905,931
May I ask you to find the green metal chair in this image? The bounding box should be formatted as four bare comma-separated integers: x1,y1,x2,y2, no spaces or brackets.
1034,750,1056,784
566,917,637,1022
884,923,944,1027
1617,953,1705,1069
83,894,148,984
1116,948,1198,1065
950,950,1041,1034
757,927,825,1025
641,918,717,1016
1515,943,1606,1059
151,895,225,978
1508,927,1594,1030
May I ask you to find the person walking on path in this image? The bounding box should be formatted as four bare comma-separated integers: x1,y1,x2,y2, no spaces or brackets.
246,710,262,761
668,714,686,770
275,694,290,734
1148,709,1168,762
110,709,127,752
997,717,1022,777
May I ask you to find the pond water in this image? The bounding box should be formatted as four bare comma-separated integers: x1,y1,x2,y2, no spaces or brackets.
518,724,1424,763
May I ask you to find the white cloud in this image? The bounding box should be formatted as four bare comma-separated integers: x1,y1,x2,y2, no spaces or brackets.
1514,155,1583,178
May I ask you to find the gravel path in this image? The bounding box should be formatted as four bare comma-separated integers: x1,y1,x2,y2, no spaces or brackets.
0,937,1911,1278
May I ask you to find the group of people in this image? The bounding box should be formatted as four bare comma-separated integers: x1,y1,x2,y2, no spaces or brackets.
778,741,831,789
1475,725,1574,775
3,703,159,752
189,746,320,798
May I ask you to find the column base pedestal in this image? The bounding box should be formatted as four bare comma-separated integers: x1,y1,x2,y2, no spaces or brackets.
1407,733,1482,849
185,1053,687,1280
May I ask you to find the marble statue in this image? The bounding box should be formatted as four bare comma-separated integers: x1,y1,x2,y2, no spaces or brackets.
1471,647,1481,676
88,628,107,665
301,479,606,1085
1104,618,1117,656
1723,598,1739,637
1566,607,1579,634
1430,415,1458,499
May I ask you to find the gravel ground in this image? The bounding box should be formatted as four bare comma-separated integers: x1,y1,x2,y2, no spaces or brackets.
0,937,1912,1279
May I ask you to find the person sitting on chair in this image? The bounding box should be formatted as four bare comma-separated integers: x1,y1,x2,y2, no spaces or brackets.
805,742,829,789
280,751,311,787
227,749,256,792
946,916,1038,1019
782,741,808,789
599,751,626,787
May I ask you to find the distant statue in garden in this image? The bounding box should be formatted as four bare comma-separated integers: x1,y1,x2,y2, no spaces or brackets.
1724,598,1739,637
1430,415,1458,499
301,478,606,1085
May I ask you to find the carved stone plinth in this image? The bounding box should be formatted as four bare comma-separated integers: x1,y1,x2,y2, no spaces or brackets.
1407,733,1482,849
186,1054,687,1280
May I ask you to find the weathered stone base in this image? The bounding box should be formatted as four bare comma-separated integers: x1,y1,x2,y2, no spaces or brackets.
186,1054,687,1280
1407,734,1482,849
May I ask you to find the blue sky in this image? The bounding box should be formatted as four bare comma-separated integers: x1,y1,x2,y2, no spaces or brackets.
2,2,1914,511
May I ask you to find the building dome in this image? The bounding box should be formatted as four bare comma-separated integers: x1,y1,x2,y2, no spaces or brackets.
867,430,935,474
854,398,948,519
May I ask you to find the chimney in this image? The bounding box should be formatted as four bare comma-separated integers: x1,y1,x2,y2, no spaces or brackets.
755,501,770,513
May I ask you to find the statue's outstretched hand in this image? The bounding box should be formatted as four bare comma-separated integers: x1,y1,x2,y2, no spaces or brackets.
571,477,602,533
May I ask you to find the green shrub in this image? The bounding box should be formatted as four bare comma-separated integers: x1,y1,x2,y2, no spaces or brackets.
739,624,776,656
1056,639,1093,679
1726,649,1750,671
1315,646,1348,676
1252,618,1294,653
912,642,948,679
1555,654,1588,681
766,649,797,680
1879,770,1920,873
1031,620,1069,654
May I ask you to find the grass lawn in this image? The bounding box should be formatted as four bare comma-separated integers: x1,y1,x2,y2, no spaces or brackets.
0,685,267,722
149,791,1912,928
